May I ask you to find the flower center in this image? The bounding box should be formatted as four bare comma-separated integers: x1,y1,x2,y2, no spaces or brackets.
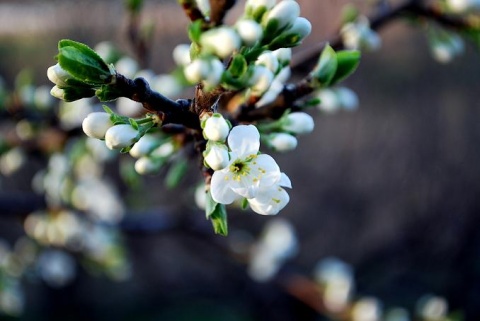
229,160,250,181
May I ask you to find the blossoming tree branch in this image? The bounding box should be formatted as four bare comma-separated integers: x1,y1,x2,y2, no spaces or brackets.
46,0,480,236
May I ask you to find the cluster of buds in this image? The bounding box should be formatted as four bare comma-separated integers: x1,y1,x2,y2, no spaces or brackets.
258,111,315,152
178,0,311,100
47,40,117,102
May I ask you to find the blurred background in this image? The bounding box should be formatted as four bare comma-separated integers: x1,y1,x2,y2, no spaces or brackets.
0,0,480,320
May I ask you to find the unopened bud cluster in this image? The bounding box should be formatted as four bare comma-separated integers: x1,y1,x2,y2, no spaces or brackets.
202,113,231,171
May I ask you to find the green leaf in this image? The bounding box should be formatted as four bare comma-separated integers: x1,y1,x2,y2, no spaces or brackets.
57,39,114,85
188,20,203,44
210,203,228,236
330,50,360,85
165,158,188,189
205,189,217,218
311,45,338,87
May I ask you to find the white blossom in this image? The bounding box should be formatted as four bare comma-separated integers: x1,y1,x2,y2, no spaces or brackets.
247,173,291,215
203,113,230,142
210,125,283,204
284,16,312,41
104,124,138,150
282,112,314,135
200,27,241,59
82,112,113,139
203,58,225,89
184,59,209,84
236,19,263,45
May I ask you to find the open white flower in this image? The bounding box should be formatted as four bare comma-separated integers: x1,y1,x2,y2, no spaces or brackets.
248,173,291,215
210,125,282,204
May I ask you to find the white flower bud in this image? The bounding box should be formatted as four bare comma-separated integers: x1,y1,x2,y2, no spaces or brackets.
47,63,71,87
134,157,161,175
82,112,114,139
336,87,359,110
151,141,175,158
104,124,138,150
203,59,225,89
267,132,298,152
256,50,279,73
249,65,274,96
129,134,158,158
200,27,241,59
286,17,312,40
204,143,230,170
246,0,276,11
172,44,192,66
341,17,381,51
196,0,211,16
263,0,300,31
236,19,263,45
194,184,207,210
184,59,209,84
272,48,292,66
282,112,314,135
204,113,230,142
316,88,340,113
50,86,66,100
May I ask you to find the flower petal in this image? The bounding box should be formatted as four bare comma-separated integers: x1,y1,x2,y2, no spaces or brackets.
228,125,260,158
253,154,281,187
248,185,290,215
210,170,241,204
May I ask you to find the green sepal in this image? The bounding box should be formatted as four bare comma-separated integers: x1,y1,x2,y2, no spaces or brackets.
329,50,360,85
302,97,321,108
95,84,123,102
57,39,114,85
129,118,139,130
311,44,338,87
188,20,203,44
205,190,228,236
228,54,248,78
268,33,302,50
62,86,96,102
241,198,249,210
165,158,188,189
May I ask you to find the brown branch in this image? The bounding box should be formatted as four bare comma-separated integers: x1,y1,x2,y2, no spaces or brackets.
178,0,207,22
209,0,236,26
114,74,200,129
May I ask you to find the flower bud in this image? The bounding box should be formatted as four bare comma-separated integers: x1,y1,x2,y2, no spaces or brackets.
256,50,279,73
282,112,314,135
150,74,183,98
249,65,274,96
272,48,292,66
151,141,175,158
246,0,276,11
184,59,209,84
203,113,230,142
47,63,72,87
172,44,192,66
203,59,225,90
200,27,241,59
267,132,298,152
82,112,114,139
104,124,138,150
263,0,300,33
204,143,230,170
129,134,158,158
50,86,66,100
196,0,211,16
341,17,381,51
134,157,162,175
336,87,359,110
115,56,139,79
236,19,263,45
